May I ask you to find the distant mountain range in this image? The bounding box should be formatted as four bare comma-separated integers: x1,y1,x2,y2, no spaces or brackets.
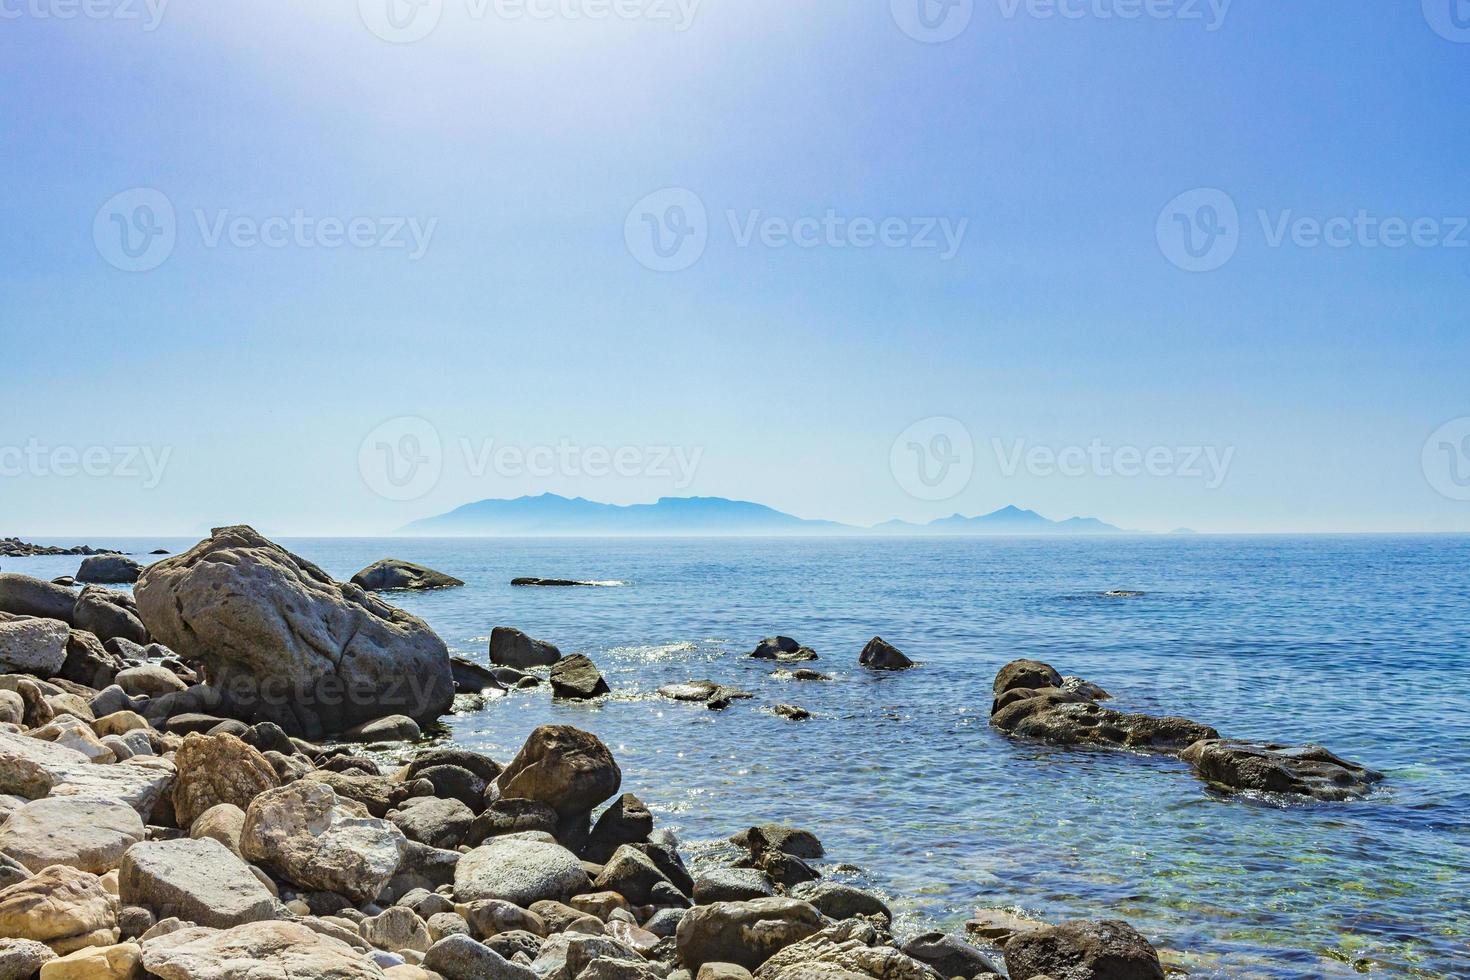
398,495,1129,537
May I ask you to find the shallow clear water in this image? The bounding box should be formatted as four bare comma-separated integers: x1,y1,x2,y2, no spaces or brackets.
13,535,1470,978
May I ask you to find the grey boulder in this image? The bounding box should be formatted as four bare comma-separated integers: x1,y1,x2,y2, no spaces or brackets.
351,559,465,592
454,837,590,907
490,627,562,668
119,836,278,928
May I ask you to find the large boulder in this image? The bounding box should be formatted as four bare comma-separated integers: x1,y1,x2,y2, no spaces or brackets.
71,587,148,646
0,618,69,676
493,726,621,826
858,636,913,671
169,732,282,830
453,837,590,906
490,627,561,669
119,836,278,928
0,865,118,954
675,898,824,971
75,556,143,585
241,780,406,904
133,525,455,736
550,655,610,700
1179,739,1383,801
1003,919,1164,980
901,932,1001,979
351,559,465,592
140,920,388,979
0,797,144,873
0,574,77,623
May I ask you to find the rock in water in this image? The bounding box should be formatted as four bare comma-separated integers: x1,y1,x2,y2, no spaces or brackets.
549,655,610,700
351,559,465,592
858,636,914,671
140,920,389,979
133,525,455,736
749,637,819,662
489,627,562,668
75,555,143,585
1003,918,1164,980
993,659,1063,696
1179,739,1383,801
0,618,70,676
493,726,621,826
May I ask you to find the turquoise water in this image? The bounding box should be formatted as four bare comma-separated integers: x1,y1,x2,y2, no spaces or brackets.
14,535,1470,978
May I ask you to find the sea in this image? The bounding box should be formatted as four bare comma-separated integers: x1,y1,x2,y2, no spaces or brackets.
9,534,1469,979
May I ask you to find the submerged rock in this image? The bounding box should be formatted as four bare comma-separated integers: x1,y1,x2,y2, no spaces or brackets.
1003,918,1164,980
351,559,465,592
512,578,601,587
858,636,913,671
772,704,810,721
999,699,1220,752
134,525,455,737
749,637,819,663
1179,739,1384,801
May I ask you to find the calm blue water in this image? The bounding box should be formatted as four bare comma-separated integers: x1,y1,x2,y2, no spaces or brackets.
11,535,1470,978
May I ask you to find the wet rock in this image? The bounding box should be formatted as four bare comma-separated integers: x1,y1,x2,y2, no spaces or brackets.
452,657,506,694
789,882,889,922
0,865,118,954
241,780,407,904
133,525,455,737
858,636,913,671
1179,739,1384,801
643,908,686,939
0,796,145,873
675,898,824,971
490,627,563,669
992,660,1063,697
0,618,69,676
511,578,600,588
169,732,281,828
583,794,653,863
352,559,465,592
730,826,823,860
75,556,143,585
424,933,537,980
629,841,694,897
494,726,621,827
1003,919,1164,980
998,699,1220,752
551,655,611,700
389,796,475,849
900,932,1000,979
454,837,590,907
119,836,277,929
749,638,818,663
771,704,810,721
692,869,775,904
140,920,389,979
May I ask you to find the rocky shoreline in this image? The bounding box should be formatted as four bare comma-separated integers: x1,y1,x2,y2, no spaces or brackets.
0,526,1383,979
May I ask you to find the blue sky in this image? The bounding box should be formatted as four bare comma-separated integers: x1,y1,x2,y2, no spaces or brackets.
2,0,1468,535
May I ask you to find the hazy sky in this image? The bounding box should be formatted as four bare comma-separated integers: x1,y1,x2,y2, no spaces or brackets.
2,0,1468,536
